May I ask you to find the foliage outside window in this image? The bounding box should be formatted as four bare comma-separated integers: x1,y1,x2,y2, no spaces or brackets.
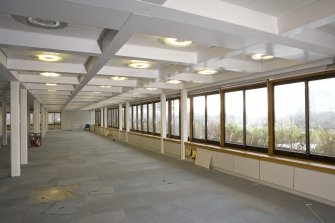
192,93,220,144
274,76,335,161
131,102,160,135
148,104,153,133
224,87,268,152
48,112,61,125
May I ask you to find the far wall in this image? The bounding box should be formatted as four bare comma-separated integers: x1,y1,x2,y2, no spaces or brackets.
61,110,90,130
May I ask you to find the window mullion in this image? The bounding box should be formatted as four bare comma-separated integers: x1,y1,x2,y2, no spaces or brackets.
305,81,310,156
243,90,246,148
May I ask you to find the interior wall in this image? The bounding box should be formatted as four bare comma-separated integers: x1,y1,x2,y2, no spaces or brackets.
61,110,90,130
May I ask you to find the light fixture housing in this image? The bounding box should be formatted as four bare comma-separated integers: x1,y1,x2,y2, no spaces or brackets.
12,15,68,30
197,68,218,75
146,87,158,90
100,85,111,88
46,83,57,86
162,38,193,47
167,80,181,84
40,72,61,77
111,76,128,81
93,91,101,94
48,90,57,92
36,54,62,62
251,53,274,61
128,61,151,69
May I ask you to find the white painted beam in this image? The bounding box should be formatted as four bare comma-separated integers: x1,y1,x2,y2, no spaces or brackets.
19,75,79,85
98,66,159,79
88,78,137,87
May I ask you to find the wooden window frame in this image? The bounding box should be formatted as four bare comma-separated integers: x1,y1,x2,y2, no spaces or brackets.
167,97,181,139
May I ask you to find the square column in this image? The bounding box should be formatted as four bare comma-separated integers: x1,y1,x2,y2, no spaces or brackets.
41,106,46,137
45,110,48,131
100,108,103,127
104,107,107,128
125,102,130,142
20,88,28,165
92,110,95,126
180,89,188,160
10,81,20,177
118,104,122,140
2,102,7,146
160,94,166,154
33,100,40,134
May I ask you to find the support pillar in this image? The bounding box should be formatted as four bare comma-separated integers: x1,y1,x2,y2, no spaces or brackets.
180,89,188,160
118,104,122,140
41,106,46,137
20,88,28,165
92,110,95,126
100,108,103,127
160,94,167,154
33,100,40,134
104,107,107,128
2,102,7,146
10,81,20,176
125,102,130,142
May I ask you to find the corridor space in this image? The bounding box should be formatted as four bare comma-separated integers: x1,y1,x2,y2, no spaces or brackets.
0,131,335,223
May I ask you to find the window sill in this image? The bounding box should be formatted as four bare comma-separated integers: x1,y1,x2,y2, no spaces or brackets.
164,138,181,144
185,141,335,174
128,131,160,140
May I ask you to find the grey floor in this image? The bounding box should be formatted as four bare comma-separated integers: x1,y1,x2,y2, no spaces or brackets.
0,130,335,223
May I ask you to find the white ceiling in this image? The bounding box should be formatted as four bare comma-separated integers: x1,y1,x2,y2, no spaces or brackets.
0,0,334,111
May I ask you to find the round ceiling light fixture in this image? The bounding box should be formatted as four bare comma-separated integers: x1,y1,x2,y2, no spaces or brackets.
100,85,111,88
163,38,193,47
146,87,158,90
251,53,274,61
128,61,151,69
166,80,181,84
36,54,62,62
111,76,128,81
11,15,68,30
197,68,218,75
46,83,57,86
40,72,61,77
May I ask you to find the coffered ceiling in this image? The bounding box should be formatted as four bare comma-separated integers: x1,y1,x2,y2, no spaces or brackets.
0,0,334,111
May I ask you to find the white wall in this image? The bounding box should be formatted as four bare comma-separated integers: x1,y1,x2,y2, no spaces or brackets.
61,110,91,130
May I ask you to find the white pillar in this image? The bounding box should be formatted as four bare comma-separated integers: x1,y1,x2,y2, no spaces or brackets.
125,102,130,142
2,102,7,146
33,100,40,134
20,88,28,165
10,81,20,176
160,94,166,154
92,110,95,125
41,106,46,137
118,104,122,140
180,89,188,160
45,110,48,131
104,107,107,128
100,108,103,127
90,110,93,125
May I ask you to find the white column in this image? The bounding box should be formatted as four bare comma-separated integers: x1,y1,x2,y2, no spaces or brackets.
92,110,95,125
2,102,7,146
118,104,122,140
160,94,166,154
180,89,188,160
45,110,48,131
104,107,107,128
125,102,130,142
41,106,46,137
100,108,103,127
20,88,28,165
90,110,93,125
10,81,20,177
33,100,40,134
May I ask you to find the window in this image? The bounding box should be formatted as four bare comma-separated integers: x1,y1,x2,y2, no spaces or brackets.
95,110,101,126
48,112,61,125
274,76,335,162
224,86,268,152
191,93,220,144
121,106,125,130
142,104,148,132
168,98,180,138
111,108,118,128
132,106,137,131
148,103,153,133
137,105,142,131
30,112,33,125
155,102,161,134
107,109,112,127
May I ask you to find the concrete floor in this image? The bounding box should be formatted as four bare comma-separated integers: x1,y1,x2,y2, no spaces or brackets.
0,130,335,223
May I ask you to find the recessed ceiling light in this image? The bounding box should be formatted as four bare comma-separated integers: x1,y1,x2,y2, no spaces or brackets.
11,15,68,30
48,90,57,92
93,92,101,94
128,61,151,69
100,85,111,88
146,87,158,90
111,76,128,81
36,54,62,62
46,83,57,86
197,68,218,75
166,80,181,84
40,72,61,77
163,38,193,47
251,53,274,61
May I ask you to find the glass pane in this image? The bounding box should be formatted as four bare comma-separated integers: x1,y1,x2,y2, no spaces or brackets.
187,98,190,138
121,107,125,129
132,106,137,130
54,113,61,124
166,101,169,133
48,113,54,124
30,113,33,125
193,96,205,140
142,104,148,132
148,104,153,132
246,88,268,147
6,113,10,125
275,82,306,153
225,91,243,145
137,105,142,131
309,78,335,157
155,102,161,134
171,99,180,136
115,109,118,128
207,94,220,141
